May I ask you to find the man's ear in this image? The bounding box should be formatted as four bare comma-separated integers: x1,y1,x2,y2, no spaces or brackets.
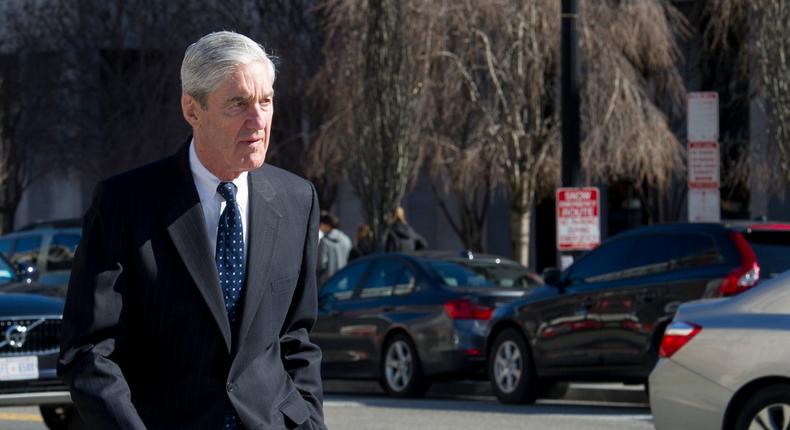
181,93,200,128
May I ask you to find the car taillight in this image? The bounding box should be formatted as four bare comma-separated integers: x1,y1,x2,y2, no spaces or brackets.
718,232,761,296
659,321,702,358
443,299,493,320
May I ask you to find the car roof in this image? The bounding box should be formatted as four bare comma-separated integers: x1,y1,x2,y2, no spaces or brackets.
614,221,790,238
373,250,530,269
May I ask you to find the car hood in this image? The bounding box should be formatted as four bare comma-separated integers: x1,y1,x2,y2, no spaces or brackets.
0,293,64,317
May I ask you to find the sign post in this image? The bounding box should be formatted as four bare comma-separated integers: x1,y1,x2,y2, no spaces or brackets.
687,92,720,222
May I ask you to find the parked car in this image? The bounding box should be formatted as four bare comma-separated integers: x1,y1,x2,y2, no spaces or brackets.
0,292,83,430
0,219,82,288
314,251,542,397
649,270,790,430
486,221,790,404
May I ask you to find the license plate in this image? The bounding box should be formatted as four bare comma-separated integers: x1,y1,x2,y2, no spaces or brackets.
0,356,39,381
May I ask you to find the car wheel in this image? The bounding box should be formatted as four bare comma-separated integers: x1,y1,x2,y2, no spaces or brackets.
734,384,790,430
40,405,85,430
489,328,537,404
380,333,430,397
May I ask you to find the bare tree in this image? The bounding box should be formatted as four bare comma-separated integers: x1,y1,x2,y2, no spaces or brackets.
0,40,73,232
421,0,560,260
702,0,790,199
754,1,790,185
314,0,426,243
579,1,689,223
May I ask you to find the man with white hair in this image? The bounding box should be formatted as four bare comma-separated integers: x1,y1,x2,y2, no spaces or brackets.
58,31,325,430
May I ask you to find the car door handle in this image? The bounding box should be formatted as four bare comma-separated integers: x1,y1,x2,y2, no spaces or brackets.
330,310,341,317
381,306,395,312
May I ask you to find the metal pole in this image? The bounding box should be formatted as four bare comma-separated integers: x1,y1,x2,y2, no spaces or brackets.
561,0,581,188
558,0,582,269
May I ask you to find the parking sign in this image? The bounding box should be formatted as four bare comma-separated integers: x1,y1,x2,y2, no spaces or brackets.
556,187,600,251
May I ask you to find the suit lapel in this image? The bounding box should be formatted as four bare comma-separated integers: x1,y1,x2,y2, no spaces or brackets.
238,167,282,347
164,142,232,353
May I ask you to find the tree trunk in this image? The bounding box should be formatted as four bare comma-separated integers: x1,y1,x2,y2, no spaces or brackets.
510,205,531,267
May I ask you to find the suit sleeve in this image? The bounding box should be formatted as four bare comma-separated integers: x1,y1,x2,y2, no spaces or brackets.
279,182,326,429
57,182,145,429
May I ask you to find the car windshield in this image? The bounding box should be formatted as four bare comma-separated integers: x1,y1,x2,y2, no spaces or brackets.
427,260,538,289
0,254,14,284
745,230,790,278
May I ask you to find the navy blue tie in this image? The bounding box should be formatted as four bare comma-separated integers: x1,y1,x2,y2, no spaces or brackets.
216,182,245,430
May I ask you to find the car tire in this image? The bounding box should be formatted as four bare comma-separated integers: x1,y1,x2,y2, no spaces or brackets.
489,328,537,404
734,384,790,430
380,333,430,398
40,404,85,430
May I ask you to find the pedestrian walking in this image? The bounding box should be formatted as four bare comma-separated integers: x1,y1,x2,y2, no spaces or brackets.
349,223,376,260
58,31,325,430
317,211,351,285
384,206,428,252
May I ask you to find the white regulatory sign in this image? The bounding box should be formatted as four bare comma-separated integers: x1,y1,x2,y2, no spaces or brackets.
688,189,721,222
688,92,719,142
688,141,720,189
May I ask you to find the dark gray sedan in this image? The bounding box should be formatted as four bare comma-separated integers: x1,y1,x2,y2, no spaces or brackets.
314,251,541,397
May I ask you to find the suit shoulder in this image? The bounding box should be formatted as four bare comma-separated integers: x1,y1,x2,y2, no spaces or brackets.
257,164,315,197
97,155,176,195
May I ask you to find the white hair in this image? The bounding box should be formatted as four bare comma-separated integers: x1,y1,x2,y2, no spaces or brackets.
181,31,276,107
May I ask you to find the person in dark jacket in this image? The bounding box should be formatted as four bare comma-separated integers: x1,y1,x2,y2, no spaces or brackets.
349,223,376,260
384,206,428,252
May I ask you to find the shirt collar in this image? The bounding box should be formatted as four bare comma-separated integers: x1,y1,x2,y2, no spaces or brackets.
188,139,249,209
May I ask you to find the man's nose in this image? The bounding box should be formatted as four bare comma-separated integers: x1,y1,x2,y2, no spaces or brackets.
247,104,268,129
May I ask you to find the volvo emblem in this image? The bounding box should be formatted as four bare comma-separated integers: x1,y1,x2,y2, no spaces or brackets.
6,325,28,348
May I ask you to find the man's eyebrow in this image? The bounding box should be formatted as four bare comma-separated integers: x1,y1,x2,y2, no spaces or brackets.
227,95,252,104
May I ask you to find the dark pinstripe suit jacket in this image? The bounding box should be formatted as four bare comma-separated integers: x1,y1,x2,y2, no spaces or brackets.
57,142,325,430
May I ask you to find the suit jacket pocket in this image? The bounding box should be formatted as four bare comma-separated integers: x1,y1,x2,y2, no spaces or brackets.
278,389,310,429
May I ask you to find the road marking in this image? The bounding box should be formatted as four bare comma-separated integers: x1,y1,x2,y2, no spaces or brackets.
0,412,43,422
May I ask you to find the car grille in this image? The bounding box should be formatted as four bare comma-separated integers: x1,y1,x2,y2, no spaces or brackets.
0,318,61,356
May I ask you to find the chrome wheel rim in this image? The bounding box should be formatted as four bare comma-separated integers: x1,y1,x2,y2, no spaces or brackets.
494,339,523,394
385,340,413,391
749,403,790,430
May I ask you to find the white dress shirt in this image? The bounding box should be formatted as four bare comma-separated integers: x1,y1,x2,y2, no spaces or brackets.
188,140,249,261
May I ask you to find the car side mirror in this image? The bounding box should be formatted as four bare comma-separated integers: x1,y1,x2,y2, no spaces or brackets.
542,267,563,288
15,261,39,284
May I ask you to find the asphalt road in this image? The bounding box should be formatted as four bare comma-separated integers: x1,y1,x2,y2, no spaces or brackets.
0,381,654,430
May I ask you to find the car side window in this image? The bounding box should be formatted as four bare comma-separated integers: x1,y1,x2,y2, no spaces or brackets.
393,267,416,296
320,261,370,302
47,234,81,271
622,234,677,279
566,237,637,283
0,239,13,259
675,233,721,269
360,259,408,299
12,235,42,265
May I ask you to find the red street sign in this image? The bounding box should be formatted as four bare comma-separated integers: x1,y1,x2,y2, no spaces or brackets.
556,187,600,251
